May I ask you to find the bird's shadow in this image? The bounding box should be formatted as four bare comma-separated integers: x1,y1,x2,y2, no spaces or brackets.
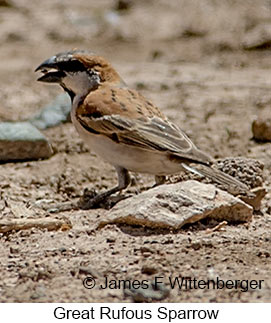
110,217,235,237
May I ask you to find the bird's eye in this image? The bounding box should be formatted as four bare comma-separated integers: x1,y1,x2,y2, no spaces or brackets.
87,69,98,77
57,60,86,73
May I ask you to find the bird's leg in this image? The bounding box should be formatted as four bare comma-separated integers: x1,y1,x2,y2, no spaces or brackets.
79,166,131,209
154,175,166,186
39,167,130,213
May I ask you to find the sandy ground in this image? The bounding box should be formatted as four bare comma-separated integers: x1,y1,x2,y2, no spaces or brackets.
0,0,271,302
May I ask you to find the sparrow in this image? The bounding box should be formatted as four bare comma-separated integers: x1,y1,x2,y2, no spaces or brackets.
35,50,248,209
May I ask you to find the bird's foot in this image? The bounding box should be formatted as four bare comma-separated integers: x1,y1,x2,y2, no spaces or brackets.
78,188,128,210
78,188,102,209
152,175,167,188
37,188,129,213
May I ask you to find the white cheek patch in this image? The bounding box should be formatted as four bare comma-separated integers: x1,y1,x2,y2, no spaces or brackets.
62,71,100,97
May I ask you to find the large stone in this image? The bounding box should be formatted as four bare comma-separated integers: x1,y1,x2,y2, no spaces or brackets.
0,122,53,161
98,180,253,230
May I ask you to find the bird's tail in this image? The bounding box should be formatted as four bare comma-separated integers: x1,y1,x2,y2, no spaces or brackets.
181,163,249,195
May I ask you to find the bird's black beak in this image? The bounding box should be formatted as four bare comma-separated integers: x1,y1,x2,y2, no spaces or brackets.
35,56,66,83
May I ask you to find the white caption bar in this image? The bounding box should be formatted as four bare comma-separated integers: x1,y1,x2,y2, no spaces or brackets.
1,303,269,322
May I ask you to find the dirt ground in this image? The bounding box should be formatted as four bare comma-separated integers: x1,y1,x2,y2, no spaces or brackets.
0,0,271,302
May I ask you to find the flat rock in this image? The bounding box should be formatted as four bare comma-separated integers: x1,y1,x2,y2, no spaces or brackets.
0,122,53,161
98,180,253,229
30,94,71,130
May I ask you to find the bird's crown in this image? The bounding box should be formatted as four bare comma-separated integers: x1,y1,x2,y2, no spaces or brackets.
35,49,122,84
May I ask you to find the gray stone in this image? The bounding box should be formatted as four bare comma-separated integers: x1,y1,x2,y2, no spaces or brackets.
30,94,71,130
0,122,53,161
98,180,253,230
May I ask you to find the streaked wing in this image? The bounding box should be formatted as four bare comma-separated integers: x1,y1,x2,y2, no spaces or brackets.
77,113,212,164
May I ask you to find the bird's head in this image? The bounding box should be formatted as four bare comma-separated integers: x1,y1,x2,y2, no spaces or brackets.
35,49,123,101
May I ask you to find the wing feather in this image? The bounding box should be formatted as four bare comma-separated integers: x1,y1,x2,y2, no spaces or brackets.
78,113,212,164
